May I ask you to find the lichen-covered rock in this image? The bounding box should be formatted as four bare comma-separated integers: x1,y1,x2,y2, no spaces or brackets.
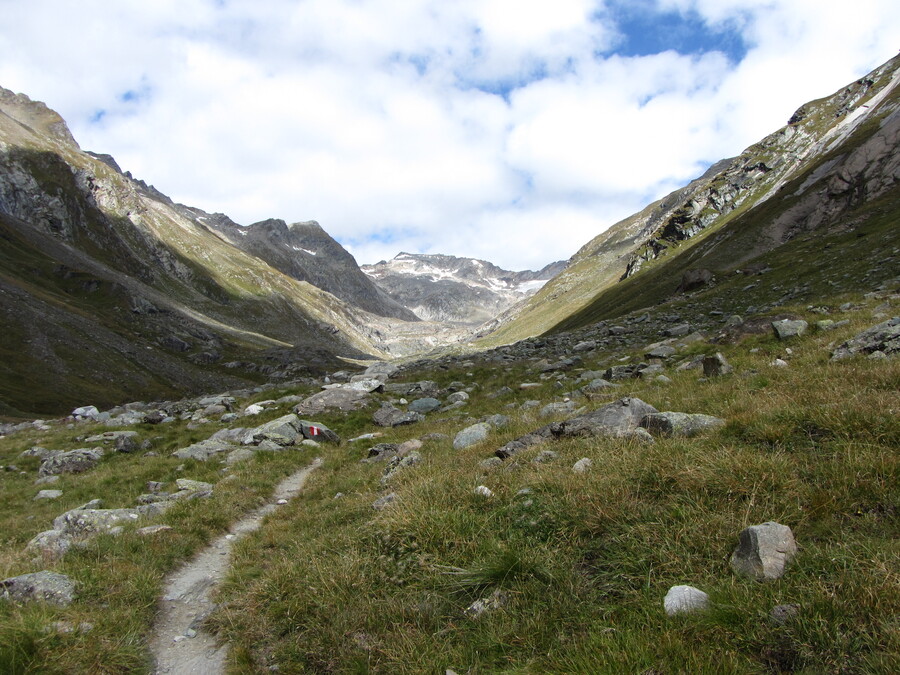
294,388,371,416
640,412,725,437
772,319,808,340
1,571,76,607
831,317,900,359
242,414,302,446
172,439,236,461
373,403,424,428
38,448,103,477
453,423,491,450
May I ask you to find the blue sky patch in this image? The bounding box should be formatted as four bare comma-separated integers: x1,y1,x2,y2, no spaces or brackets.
604,2,748,63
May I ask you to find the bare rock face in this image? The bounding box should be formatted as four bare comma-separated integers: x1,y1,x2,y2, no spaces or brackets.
730,521,797,581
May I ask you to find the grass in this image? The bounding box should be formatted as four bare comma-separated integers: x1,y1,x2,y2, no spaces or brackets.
0,286,897,673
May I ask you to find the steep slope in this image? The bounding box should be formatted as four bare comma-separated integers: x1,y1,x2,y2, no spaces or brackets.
363,252,566,324
0,87,387,415
190,214,419,322
481,53,900,344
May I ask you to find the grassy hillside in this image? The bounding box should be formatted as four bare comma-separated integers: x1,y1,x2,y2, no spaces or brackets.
0,281,896,672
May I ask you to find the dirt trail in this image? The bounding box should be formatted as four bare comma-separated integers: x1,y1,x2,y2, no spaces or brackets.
150,458,322,674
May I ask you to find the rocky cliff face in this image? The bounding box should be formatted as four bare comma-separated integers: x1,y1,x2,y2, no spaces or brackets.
363,253,566,325
193,214,419,322
482,53,900,345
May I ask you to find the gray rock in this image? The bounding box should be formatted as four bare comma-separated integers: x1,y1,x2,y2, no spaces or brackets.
496,397,659,459
39,449,102,477
373,403,424,428
645,345,677,360
294,388,371,416
72,406,100,421
540,401,577,417
372,492,398,511
366,443,399,461
572,340,597,352
664,323,692,337
664,585,709,616
831,317,900,359
175,479,214,493
380,451,423,486
34,490,63,500
483,414,510,428
345,378,385,393
446,391,470,404
581,378,620,393
242,414,302,446
702,353,733,377
731,521,797,581
408,397,442,414
772,319,808,340
724,315,744,328
114,433,140,453
454,423,491,450
298,420,341,444
640,412,726,437
225,448,256,465
572,458,593,473
363,361,399,381
172,439,236,461
479,457,504,470
770,603,801,625
20,446,60,460
1,571,76,607
532,450,558,464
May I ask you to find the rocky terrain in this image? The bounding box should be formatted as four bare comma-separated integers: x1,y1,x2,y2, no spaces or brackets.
363,252,566,324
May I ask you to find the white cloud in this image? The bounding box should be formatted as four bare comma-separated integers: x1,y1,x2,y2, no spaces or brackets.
0,1,897,270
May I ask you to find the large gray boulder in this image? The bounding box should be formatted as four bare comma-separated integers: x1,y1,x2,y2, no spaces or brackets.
242,414,302,446
373,403,424,428
495,398,659,459
408,397,442,414
38,448,103,477
641,412,725,437
1,571,76,607
453,423,491,450
772,319,808,340
730,521,797,581
831,317,900,359
294,388,371,416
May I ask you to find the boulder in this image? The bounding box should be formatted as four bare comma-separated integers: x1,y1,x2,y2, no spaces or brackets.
172,439,236,461
380,451,423,486
496,397,659,459
39,449,102,477
114,433,140,453
366,443,399,461
730,521,797,581
772,319,808,340
34,490,63,501
831,317,900,359
363,361,399,381
453,423,491,450
294,388,371,416
242,414,302,446
645,345,677,360
345,378,384,393
373,403,424,428
702,353,733,377
1,571,76,607
372,493,397,511
446,391,470,404
677,268,713,293
408,397,442,414
540,401,577,417
664,585,709,616
640,412,725,437
298,420,341,444
72,406,100,421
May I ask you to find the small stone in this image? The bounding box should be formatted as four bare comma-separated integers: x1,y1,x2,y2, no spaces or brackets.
770,603,801,625
453,423,491,450
770,358,789,368
276,499,288,505
572,458,593,473
372,493,397,510
532,450,558,464
702,353,733,377
464,588,507,619
664,585,709,616
473,485,494,498
34,490,63,501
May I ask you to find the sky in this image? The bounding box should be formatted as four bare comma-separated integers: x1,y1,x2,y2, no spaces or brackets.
0,1,897,271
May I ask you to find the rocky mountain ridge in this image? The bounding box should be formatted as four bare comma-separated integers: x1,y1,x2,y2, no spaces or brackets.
481,52,900,345
363,252,566,324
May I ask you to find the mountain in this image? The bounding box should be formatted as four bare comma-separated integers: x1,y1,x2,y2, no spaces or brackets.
0,86,397,416
480,52,900,345
186,213,419,322
362,252,566,324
